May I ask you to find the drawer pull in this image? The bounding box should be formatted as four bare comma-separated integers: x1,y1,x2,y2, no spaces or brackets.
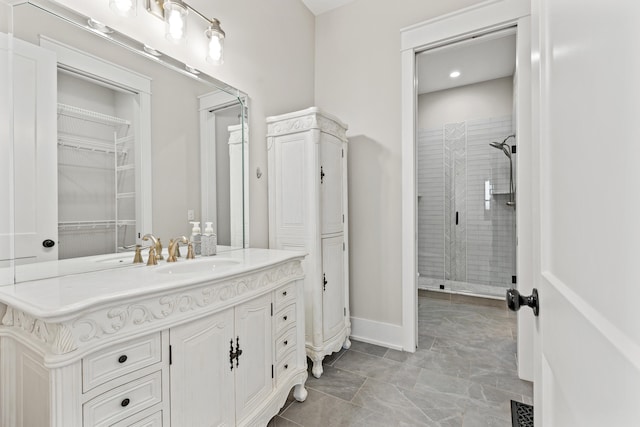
283,315,288,321
118,355,128,364
121,398,130,407
283,340,288,346
282,291,287,296
284,364,288,370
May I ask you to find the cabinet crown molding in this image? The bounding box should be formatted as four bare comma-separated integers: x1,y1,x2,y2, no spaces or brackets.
266,107,348,141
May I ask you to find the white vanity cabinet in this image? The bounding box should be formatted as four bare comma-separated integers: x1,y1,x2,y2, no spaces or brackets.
267,108,351,378
0,250,307,427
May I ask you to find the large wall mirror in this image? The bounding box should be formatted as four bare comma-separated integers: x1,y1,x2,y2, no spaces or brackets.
1,0,248,284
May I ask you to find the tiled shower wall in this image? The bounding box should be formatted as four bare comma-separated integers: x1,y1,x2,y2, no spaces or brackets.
417,115,515,292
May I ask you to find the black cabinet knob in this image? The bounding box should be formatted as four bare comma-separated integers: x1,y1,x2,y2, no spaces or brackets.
121,398,130,407
283,340,288,346
284,364,288,370
283,316,288,321
42,239,55,248
282,291,287,296
118,355,128,364
506,288,539,316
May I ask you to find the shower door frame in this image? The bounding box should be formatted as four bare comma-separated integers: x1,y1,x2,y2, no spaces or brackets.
400,0,534,380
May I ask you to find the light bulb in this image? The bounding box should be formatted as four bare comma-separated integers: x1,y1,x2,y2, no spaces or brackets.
208,37,222,61
205,21,225,65
110,0,136,17
163,1,188,42
168,10,185,40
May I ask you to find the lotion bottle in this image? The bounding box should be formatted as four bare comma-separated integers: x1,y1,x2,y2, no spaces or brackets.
190,221,201,255
202,222,217,256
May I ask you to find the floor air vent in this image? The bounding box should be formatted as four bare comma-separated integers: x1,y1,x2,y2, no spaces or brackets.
511,400,534,427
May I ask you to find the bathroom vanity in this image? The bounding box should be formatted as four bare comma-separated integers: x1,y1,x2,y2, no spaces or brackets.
0,249,307,427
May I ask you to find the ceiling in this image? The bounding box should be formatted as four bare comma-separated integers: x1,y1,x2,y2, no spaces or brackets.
301,0,356,15
417,30,516,95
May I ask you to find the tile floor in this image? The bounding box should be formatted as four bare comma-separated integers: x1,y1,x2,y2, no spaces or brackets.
268,292,532,426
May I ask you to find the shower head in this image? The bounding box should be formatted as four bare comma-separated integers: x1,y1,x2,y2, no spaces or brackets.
490,141,511,158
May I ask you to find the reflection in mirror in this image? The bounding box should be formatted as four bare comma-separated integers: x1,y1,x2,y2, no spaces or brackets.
5,1,248,283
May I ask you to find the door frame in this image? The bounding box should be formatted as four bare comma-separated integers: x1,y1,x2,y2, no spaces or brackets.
400,0,533,379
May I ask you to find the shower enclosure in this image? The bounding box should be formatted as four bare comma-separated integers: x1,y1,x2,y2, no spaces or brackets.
417,115,516,298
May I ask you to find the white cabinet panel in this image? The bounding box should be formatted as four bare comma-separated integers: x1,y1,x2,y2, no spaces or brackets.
170,310,235,427
234,293,273,422
322,236,346,340
320,134,344,236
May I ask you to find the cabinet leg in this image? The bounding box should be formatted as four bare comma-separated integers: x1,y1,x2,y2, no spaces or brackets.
311,357,324,378
343,337,352,350
293,384,308,402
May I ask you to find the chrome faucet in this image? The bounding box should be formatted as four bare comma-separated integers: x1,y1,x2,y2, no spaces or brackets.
167,236,188,262
142,234,160,266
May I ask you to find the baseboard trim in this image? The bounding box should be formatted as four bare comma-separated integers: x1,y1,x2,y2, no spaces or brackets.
349,317,404,351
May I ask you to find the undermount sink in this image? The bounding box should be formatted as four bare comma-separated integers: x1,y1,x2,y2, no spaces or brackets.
155,258,241,275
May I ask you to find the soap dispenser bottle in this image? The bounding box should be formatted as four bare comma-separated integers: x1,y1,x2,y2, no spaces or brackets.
190,221,201,255
202,222,217,256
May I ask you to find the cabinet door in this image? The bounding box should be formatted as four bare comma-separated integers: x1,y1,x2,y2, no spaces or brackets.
320,135,344,235
322,235,345,340
170,309,235,427
234,293,273,422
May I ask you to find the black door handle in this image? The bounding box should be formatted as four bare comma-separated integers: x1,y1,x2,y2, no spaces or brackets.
43,239,55,248
506,288,539,316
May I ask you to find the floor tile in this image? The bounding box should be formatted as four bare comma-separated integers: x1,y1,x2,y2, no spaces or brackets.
270,295,528,426
305,364,366,401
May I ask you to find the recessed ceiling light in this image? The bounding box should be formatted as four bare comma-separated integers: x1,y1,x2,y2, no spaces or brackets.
143,45,162,57
87,18,113,34
450,70,461,78
185,65,200,75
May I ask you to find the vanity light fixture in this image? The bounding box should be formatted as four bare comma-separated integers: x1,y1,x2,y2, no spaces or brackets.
205,18,225,65
163,0,188,42
110,0,137,17
142,0,226,64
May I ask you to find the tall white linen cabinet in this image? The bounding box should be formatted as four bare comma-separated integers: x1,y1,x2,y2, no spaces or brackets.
267,107,351,378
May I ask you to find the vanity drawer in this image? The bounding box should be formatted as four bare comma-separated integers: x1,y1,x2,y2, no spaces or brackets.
274,303,296,335
83,332,162,392
275,349,297,385
275,326,297,362
274,283,297,312
83,370,163,427
112,409,163,427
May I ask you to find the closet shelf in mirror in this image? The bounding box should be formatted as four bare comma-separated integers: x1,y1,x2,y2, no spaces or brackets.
58,134,126,155
57,103,131,128
116,192,135,199
117,164,135,172
58,220,136,230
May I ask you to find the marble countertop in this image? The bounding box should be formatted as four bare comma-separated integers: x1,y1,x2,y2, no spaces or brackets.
0,248,305,322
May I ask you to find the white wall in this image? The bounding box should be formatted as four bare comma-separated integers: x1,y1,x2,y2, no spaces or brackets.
418,77,514,129
48,0,316,248
315,0,486,329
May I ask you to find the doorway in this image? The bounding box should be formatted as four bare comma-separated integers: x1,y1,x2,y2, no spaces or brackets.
415,28,517,299
400,0,533,382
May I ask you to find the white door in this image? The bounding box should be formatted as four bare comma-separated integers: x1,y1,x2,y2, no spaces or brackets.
170,309,235,427
533,0,640,424
233,293,273,423
11,37,58,263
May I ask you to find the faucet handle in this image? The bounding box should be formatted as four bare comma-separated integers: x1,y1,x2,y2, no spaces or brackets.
156,238,164,261
133,245,143,264
147,246,158,266
186,242,195,260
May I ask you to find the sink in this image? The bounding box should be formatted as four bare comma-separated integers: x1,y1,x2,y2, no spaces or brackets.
155,258,240,275
93,253,133,264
